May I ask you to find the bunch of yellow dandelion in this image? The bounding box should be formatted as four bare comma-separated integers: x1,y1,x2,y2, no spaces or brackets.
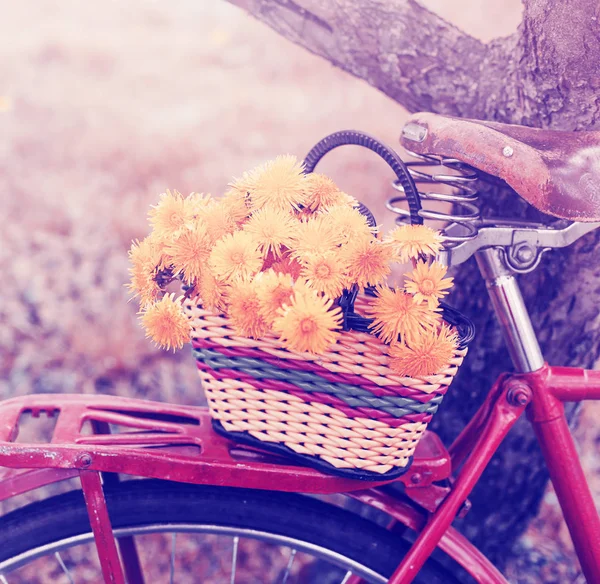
140,293,191,351
243,207,297,258
226,279,270,338
149,190,195,241
386,224,443,262
343,238,394,289
245,155,307,212
300,252,350,298
273,285,343,354
365,285,440,344
254,269,295,325
130,155,457,364
405,261,454,308
209,231,263,282
388,325,458,377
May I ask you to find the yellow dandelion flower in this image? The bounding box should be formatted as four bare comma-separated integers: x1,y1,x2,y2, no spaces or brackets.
301,252,350,299
194,269,227,312
254,269,295,325
245,155,307,212
164,223,211,285
325,204,376,245
270,255,303,280
226,279,270,338
304,173,350,211
341,193,359,207
365,285,440,344
388,325,458,377
273,286,342,353
187,192,213,216
386,224,443,261
228,171,255,198
289,215,339,260
343,238,394,289
140,294,191,351
405,261,454,308
209,231,263,282
149,190,195,241
195,200,237,244
222,188,251,225
243,207,297,258
128,236,165,306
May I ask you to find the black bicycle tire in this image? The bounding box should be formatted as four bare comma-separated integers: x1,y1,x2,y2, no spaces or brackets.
0,479,462,583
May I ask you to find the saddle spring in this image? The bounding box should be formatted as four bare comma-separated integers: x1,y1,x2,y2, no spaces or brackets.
386,150,481,247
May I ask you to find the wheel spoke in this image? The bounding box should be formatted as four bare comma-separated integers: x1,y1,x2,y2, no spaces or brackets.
280,549,297,584
169,533,176,584
340,571,353,584
230,536,239,584
55,552,75,584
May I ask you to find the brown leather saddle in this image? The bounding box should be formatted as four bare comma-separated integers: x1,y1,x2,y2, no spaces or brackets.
400,112,600,222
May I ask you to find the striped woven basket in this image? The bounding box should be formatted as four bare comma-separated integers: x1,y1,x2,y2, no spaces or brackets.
185,295,473,480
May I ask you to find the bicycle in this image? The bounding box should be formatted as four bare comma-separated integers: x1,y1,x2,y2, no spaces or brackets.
1,112,599,584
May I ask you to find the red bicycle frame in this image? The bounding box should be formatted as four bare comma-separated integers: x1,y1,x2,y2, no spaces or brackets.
0,362,599,583
1,253,599,583
0,392,505,584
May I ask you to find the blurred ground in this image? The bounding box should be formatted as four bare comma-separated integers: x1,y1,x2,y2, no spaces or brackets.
0,1,598,582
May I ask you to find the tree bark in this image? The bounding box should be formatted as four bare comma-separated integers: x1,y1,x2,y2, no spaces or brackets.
226,0,600,568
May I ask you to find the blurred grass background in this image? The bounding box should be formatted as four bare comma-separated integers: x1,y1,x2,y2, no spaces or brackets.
0,1,597,581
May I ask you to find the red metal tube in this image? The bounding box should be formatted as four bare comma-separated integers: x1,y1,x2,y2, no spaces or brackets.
351,489,509,584
118,537,145,584
388,380,528,584
546,366,600,401
527,395,600,583
0,468,79,502
519,366,600,583
91,420,146,584
80,470,126,584
532,413,600,583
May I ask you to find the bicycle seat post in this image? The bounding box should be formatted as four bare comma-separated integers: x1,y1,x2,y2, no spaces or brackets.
475,247,544,373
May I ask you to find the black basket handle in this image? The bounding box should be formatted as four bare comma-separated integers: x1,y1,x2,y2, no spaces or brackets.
303,130,422,225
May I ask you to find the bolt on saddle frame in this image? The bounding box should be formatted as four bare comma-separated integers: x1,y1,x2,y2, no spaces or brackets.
1,112,600,584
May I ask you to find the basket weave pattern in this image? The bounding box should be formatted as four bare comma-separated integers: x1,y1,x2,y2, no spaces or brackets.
186,299,466,475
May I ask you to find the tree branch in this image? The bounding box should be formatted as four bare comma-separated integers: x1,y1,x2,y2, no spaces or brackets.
227,0,492,116
517,0,600,129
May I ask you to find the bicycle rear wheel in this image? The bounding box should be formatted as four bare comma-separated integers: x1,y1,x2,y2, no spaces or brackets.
0,479,461,583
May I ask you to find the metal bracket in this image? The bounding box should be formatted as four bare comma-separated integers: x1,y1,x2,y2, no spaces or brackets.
505,229,551,273
440,220,600,271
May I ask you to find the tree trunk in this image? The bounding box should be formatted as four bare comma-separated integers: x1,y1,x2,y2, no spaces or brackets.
225,0,600,568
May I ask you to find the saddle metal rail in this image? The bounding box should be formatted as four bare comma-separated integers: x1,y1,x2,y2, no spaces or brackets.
438,220,600,271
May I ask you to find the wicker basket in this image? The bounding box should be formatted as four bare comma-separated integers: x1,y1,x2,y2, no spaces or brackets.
185,295,472,480
184,131,474,479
